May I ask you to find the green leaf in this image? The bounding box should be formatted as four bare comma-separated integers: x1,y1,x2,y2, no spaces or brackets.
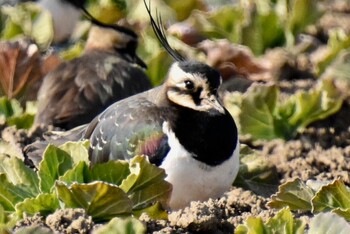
120,156,166,192
235,216,265,234
90,160,130,185
285,79,343,130
0,98,36,129
230,79,343,141
145,51,173,86
206,6,245,42
285,0,322,47
0,205,16,232
332,208,350,222
223,92,242,130
0,204,15,233
235,208,305,234
315,29,350,75
120,156,172,209
242,8,284,55
166,0,204,21
312,180,350,213
0,205,5,224
308,212,350,234
38,145,74,193
24,101,37,115
127,0,175,23
58,140,90,166
265,207,305,234
0,154,39,196
58,41,85,61
129,180,172,210
31,7,54,49
233,145,279,196
1,4,35,39
87,0,126,24
132,202,168,220
0,97,22,118
7,113,34,129
0,174,33,211
320,49,350,91
1,3,54,49
15,193,59,217
239,83,288,140
59,161,89,185
56,181,133,221
268,178,314,211
93,217,146,234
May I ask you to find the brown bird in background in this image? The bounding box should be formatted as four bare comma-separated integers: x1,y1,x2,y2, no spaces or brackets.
34,20,152,129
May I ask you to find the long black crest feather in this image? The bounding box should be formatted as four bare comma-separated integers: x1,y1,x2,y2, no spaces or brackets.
69,1,138,38
143,0,185,62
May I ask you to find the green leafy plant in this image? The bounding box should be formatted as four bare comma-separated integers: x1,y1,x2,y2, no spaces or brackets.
233,145,279,196
224,78,343,140
235,207,305,234
315,29,350,76
93,216,146,234
308,212,350,234
0,97,36,129
268,178,350,222
235,207,350,234
176,0,322,55
0,2,54,49
86,0,126,24
0,141,171,231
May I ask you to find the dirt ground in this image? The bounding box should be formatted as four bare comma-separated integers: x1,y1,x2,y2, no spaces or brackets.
5,1,350,233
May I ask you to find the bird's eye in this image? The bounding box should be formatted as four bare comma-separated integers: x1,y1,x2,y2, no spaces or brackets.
184,80,194,90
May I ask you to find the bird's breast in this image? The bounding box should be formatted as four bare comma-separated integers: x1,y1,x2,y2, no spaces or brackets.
160,122,240,210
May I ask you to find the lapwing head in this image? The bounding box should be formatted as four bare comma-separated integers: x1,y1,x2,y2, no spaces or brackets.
144,0,224,114
165,61,224,114
78,3,147,68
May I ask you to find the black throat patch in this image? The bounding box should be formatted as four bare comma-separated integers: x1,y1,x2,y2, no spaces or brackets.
170,106,238,166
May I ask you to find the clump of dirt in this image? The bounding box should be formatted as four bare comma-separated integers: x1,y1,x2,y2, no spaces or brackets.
140,188,272,233
15,208,94,234
263,139,350,184
14,213,49,231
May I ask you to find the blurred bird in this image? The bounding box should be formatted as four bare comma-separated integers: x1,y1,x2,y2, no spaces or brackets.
28,0,239,210
34,15,152,129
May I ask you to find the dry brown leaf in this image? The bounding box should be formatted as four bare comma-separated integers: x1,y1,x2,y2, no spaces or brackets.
0,39,62,102
168,22,204,46
197,39,269,81
0,39,42,100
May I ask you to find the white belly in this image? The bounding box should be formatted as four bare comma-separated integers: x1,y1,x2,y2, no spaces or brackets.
160,122,240,210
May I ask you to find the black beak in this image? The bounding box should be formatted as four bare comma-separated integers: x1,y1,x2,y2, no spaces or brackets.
134,54,147,69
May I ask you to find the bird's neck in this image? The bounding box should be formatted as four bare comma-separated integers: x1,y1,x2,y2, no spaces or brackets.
169,106,238,166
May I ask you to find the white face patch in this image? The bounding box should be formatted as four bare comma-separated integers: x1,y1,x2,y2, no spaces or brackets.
166,63,208,89
161,122,240,210
165,63,225,113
